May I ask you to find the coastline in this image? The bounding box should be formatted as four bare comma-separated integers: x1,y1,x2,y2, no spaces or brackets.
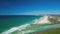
34,15,51,24
34,15,60,24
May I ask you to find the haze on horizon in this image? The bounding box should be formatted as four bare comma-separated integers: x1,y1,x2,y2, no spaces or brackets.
0,0,60,15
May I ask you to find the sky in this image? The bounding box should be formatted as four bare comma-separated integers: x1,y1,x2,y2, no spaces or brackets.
0,0,60,15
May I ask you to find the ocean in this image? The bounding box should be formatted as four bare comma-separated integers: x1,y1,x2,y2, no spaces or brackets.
0,15,42,34
0,15,60,34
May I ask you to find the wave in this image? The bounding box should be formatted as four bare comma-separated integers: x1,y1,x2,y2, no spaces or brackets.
1,24,30,34
1,17,41,34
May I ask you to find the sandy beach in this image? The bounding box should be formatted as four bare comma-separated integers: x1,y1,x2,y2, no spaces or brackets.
34,15,51,24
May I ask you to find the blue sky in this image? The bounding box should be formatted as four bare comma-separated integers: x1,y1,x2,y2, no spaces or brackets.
0,0,60,15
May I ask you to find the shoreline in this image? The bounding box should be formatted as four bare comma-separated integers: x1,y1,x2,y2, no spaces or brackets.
34,15,60,24
34,15,51,24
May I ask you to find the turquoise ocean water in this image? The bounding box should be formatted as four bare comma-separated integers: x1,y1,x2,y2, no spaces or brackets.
0,15,42,34
0,15,60,34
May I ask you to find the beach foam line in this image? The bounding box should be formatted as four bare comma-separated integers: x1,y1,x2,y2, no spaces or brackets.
1,24,30,34
33,17,43,24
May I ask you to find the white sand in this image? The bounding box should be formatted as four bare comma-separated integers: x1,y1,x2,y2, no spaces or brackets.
34,16,51,24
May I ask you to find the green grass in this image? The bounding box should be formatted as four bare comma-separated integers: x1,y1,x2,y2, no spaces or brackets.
36,28,60,34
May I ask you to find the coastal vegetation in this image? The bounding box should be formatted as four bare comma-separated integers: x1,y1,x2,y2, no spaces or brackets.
48,17,58,24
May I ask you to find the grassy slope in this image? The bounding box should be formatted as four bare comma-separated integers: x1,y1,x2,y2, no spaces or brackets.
33,28,60,34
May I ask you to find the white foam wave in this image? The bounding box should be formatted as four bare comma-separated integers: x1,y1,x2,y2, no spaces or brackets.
1,24,30,34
